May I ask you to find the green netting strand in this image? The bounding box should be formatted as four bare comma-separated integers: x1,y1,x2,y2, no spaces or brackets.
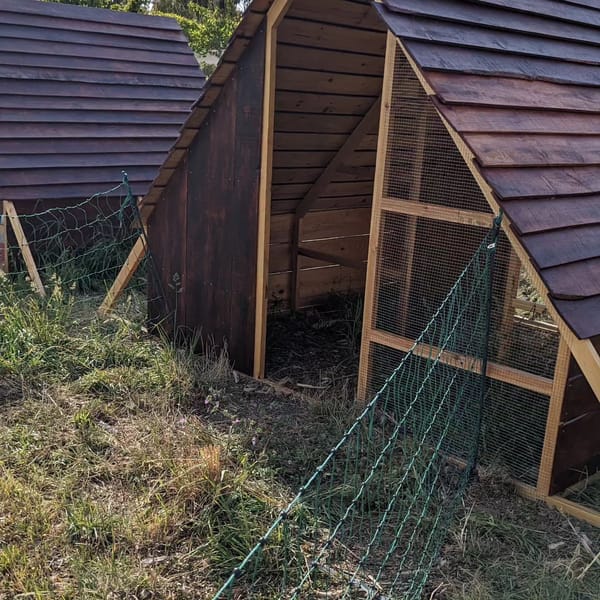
213,214,502,600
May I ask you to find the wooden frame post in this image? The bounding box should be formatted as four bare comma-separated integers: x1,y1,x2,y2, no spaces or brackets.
253,0,295,378
537,335,571,496
4,201,45,297
357,32,398,401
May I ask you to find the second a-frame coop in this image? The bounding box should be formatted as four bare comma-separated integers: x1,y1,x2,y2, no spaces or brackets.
135,0,600,524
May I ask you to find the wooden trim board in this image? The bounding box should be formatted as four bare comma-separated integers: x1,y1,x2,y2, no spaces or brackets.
380,197,493,228
253,0,294,378
98,234,147,316
536,336,572,496
357,32,398,401
369,328,554,396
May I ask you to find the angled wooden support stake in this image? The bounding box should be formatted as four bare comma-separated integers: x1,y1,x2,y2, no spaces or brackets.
295,96,382,218
4,201,45,297
0,204,7,273
98,234,147,316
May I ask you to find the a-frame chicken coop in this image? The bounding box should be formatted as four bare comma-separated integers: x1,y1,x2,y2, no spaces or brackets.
131,0,600,524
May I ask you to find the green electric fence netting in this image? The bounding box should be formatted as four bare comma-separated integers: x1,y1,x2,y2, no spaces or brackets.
0,174,160,313
213,216,502,600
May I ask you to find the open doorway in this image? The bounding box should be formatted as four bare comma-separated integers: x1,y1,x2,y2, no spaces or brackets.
259,0,387,391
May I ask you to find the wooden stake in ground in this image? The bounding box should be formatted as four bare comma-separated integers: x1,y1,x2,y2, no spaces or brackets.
3,201,45,297
99,234,147,315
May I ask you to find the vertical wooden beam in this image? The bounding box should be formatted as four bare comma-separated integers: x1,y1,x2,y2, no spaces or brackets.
4,201,45,297
290,216,301,312
253,0,294,378
497,248,521,363
357,32,398,402
537,335,571,497
0,204,8,273
396,110,427,333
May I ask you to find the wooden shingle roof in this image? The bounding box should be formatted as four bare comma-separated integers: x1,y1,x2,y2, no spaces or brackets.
377,0,600,340
0,0,205,201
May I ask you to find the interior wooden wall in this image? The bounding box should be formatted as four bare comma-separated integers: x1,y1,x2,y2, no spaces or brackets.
551,353,600,493
266,0,387,309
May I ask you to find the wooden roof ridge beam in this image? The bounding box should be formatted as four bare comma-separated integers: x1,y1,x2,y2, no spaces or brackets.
393,37,600,401
295,95,381,218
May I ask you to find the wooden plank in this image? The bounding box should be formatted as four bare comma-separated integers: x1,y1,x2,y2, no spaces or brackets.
285,0,386,30
536,338,573,495
253,0,294,378
396,110,427,332
274,132,351,151
296,98,381,217
274,150,376,169
3,201,45,297
407,41,600,87
465,133,600,167
269,263,366,307
277,44,385,76
383,0,600,47
290,216,301,311
277,68,382,96
369,328,554,395
272,180,374,200
277,18,386,55
269,235,369,272
553,295,600,341
271,195,372,214
483,165,600,200
272,165,374,185
275,112,362,134
358,32,398,402
275,90,378,116
304,207,372,240
98,235,146,316
515,483,600,528
475,0,600,27
542,258,600,301
298,246,367,271
545,496,600,528
380,197,492,227
396,40,600,400
503,195,600,235
436,103,600,135
378,9,600,66
497,249,521,363
0,0,183,30
522,225,600,270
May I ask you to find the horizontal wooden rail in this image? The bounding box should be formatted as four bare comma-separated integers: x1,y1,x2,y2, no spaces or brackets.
298,246,366,271
380,196,493,228
368,328,554,396
513,297,546,314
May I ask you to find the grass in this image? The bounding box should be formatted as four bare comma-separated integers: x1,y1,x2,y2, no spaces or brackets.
0,281,598,599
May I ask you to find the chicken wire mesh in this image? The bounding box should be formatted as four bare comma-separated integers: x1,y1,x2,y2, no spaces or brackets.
361,43,560,488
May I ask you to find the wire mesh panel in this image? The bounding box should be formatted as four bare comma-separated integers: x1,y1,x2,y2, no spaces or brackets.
360,41,559,488
0,175,157,317
213,223,501,599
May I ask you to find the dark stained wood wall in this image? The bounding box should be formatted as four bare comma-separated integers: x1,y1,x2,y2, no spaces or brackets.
148,26,266,374
550,354,600,494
